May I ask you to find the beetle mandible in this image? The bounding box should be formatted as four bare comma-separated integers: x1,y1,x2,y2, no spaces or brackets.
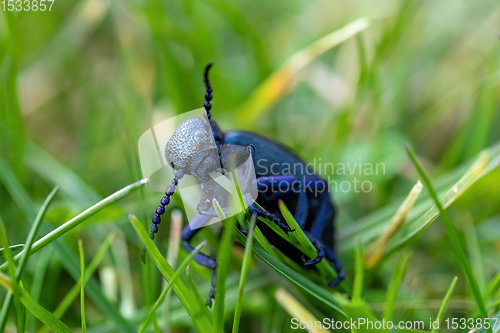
149,62,344,306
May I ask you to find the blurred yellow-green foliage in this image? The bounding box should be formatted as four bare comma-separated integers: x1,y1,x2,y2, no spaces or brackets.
1,0,500,331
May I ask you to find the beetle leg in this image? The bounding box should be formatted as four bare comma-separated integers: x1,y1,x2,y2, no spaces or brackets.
302,232,345,285
305,188,344,286
208,269,216,306
237,225,249,236
301,231,325,267
309,189,336,240
255,175,309,228
325,246,345,287
181,214,217,306
294,181,309,229
182,225,217,271
248,204,294,235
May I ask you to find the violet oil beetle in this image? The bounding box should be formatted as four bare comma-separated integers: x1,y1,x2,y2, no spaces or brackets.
149,63,344,306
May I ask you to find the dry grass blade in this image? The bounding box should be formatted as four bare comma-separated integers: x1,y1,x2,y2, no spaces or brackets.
386,150,491,255
239,17,370,122
406,144,491,333
275,288,330,333
364,181,422,269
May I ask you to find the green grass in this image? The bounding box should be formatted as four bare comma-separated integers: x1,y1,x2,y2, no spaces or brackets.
130,214,213,332
406,144,491,333
139,240,207,333
0,185,58,331
49,233,115,325
78,240,87,333
431,276,458,333
232,214,257,333
1,0,500,331
382,252,411,330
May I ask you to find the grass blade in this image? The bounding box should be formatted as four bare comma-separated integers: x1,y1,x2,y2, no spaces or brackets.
37,233,115,333
406,144,491,333
163,209,183,327
464,218,486,292
278,200,350,293
278,200,316,258
15,186,59,278
28,248,53,332
226,194,345,315
213,199,236,332
0,185,59,331
129,214,213,333
352,243,364,302
382,253,411,327
0,155,142,331
485,271,500,302
21,291,72,333
238,204,277,256
386,149,491,255
364,182,422,269
78,240,87,333
186,265,205,308
0,215,23,332
339,144,498,253
0,245,24,263
232,214,257,333
0,272,72,333
234,230,345,315
275,288,331,333
431,276,458,333
139,240,207,333
1,178,148,270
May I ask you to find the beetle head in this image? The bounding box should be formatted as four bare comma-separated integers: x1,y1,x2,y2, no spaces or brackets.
165,117,219,181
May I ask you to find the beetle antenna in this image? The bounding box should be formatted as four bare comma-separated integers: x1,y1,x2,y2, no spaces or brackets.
149,175,181,240
204,62,213,120
202,61,225,172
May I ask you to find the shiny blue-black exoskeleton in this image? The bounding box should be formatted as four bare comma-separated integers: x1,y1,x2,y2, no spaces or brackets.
149,63,344,306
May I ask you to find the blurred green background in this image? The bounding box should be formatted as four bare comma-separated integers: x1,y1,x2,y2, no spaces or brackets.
1,0,500,331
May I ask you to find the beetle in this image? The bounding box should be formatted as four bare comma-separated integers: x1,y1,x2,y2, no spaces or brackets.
149,63,344,305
